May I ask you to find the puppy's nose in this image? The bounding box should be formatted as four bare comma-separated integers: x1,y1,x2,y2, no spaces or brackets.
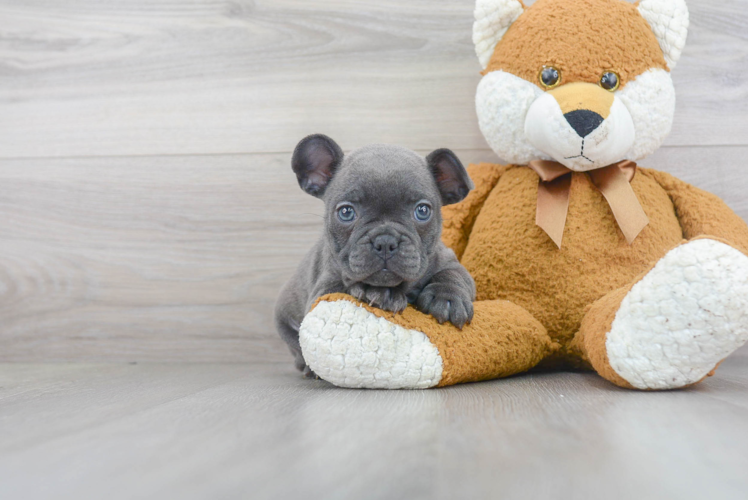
564,109,604,138
372,234,399,260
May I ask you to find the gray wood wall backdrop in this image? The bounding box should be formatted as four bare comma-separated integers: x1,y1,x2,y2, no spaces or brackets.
0,0,746,363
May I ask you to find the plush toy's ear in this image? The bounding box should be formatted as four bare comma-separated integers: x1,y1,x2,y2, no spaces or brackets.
426,149,474,205
637,0,689,69
291,134,344,198
473,0,525,70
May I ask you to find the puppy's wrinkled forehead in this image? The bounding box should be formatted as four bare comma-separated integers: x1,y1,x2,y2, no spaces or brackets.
327,145,438,205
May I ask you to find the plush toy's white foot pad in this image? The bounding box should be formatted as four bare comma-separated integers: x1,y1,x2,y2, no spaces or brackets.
299,300,443,389
607,239,748,390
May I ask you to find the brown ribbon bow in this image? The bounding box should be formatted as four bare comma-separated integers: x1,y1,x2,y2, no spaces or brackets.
527,160,649,248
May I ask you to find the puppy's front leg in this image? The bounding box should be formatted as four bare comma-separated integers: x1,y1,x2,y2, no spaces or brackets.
348,283,408,313
416,268,475,329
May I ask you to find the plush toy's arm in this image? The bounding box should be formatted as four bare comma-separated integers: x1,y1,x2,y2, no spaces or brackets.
645,168,748,254
441,163,510,260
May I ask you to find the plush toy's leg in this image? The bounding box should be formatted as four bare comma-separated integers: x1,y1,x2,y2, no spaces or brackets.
299,293,554,389
573,238,748,390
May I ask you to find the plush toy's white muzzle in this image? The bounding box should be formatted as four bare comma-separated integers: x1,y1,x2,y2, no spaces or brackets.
524,83,636,171
475,69,676,168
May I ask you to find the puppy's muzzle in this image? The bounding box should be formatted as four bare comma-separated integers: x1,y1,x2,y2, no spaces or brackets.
347,227,422,285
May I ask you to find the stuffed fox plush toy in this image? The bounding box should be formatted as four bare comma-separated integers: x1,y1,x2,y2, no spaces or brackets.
296,0,748,390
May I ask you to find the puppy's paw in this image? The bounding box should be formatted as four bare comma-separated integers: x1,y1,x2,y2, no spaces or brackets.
416,283,474,329
302,365,319,380
292,349,317,379
348,283,408,313
348,282,369,302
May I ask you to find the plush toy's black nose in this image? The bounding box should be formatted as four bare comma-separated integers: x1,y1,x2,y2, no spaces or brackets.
564,109,604,138
372,234,399,260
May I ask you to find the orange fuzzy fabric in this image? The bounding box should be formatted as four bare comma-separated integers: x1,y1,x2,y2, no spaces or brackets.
313,293,554,387
460,166,685,360
442,163,509,260
448,164,748,372
570,234,740,388
572,285,636,388
484,0,668,89
313,160,748,387
646,170,748,255
307,0,748,389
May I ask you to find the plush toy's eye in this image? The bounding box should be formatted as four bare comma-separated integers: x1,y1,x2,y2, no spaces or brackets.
337,205,356,222
600,71,620,91
414,203,432,222
539,66,561,89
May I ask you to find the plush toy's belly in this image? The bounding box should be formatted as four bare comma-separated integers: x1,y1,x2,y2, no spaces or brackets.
460,166,684,360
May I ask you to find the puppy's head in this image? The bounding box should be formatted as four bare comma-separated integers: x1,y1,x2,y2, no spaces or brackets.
292,134,472,287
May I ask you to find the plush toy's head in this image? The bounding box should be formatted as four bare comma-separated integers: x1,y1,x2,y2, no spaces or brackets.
474,0,688,171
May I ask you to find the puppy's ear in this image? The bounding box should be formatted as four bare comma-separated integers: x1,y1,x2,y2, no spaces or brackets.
426,149,474,205
291,134,344,198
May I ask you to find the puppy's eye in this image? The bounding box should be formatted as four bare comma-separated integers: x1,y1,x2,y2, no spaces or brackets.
539,66,561,89
337,205,356,223
414,203,432,222
600,71,620,91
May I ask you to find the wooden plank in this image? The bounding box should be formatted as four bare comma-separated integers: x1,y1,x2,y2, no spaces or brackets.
0,360,747,500
0,149,491,362
1,0,747,159
0,153,311,362
1,146,746,362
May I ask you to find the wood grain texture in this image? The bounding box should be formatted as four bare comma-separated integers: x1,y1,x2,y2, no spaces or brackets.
1,0,748,362
0,153,310,362
1,147,747,362
1,0,747,158
1,359,747,500
0,150,497,362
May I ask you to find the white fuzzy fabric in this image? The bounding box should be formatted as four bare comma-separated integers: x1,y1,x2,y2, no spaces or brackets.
476,70,549,165
473,0,524,69
525,90,636,172
607,239,748,390
619,68,676,162
638,0,689,69
476,69,675,168
299,300,443,389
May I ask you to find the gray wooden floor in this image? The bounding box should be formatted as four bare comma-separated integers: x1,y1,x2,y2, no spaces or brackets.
1,350,747,500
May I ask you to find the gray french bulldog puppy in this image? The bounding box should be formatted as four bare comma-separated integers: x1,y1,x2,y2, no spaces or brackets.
274,134,476,376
